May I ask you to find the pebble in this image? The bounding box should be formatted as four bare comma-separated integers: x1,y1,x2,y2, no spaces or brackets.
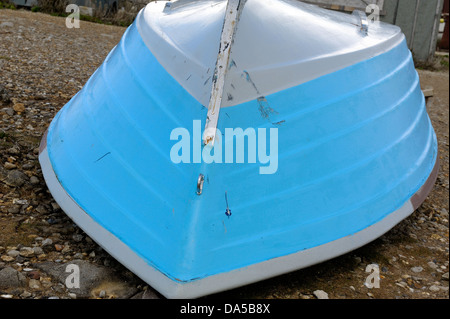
73,252,84,259
12,199,28,205
72,234,84,242
7,249,20,258
28,271,41,280
411,266,424,273
20,291,32,298
4,108,14,116
13,103,25,113
7,205,21,214
33,247,44,255
427,261,438,269
29,279,41,290
132,288,160,300
22,163,34,170
19,247,35,258
1,255,14,262
0,21,13,28
0,85,11,102
429,285,441,292
4,162,16,170
313,290,329,299
30,176,40,185
0,267,26,288
442,272,449,281
41,238,53,247
4,170,29,187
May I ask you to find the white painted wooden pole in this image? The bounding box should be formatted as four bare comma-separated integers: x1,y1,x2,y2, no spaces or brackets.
203,0,247,147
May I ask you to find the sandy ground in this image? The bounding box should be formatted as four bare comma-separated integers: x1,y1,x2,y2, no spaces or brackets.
0,9,448,300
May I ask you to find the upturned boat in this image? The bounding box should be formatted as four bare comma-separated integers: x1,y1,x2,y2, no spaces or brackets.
39,0,439,298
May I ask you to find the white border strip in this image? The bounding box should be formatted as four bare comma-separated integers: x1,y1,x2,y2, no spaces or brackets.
39,146,432,299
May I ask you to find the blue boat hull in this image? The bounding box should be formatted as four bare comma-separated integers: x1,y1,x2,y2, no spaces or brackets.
39,20,438,298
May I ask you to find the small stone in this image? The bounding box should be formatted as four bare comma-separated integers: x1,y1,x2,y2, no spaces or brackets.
51,202,60,211
28,271,41,280
13,103,25,113
0,21,13,28
313,290,329,299
442,272,449,281
33,247,44,255
7,250,20,258
72,234,84,242
54,244,63,251
131,288,160,299
4,108,14,116
99,290,106,298
22,163,34,170
68,293,77,299
41,238,53,247
4,162,16,170
61,245,71,254
429,285,440,292
7,204,20,214
20,291,32,298
411,266,424,273
35,205,47,214
0,267,26,288
19,247,34,258
29,279,41,290
40,277,53,289
396,282,408,289
4,170,29,187
427,261,438,269
73,252,84,259
37,254,47,260
29,176,39,185
12,199,28,205
1,255,14,262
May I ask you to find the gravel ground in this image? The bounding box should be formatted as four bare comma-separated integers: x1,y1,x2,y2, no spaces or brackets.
0,9,448,300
